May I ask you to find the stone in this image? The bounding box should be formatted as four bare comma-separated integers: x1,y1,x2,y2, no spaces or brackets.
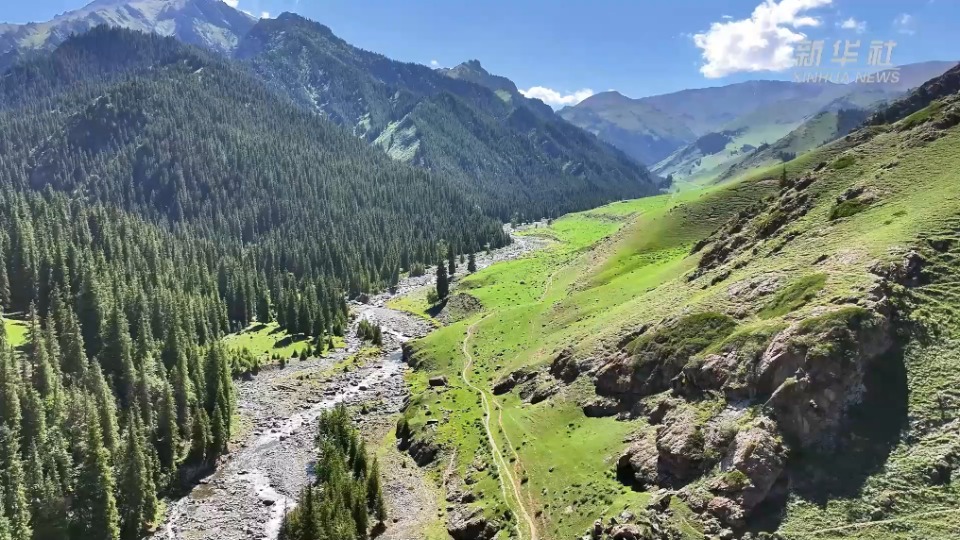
428,376,448,387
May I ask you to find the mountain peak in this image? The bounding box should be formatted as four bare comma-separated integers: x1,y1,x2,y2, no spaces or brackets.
0,0,255,62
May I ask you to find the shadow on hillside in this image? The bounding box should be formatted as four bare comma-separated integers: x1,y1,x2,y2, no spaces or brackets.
789,347,909,505
426,297,448,319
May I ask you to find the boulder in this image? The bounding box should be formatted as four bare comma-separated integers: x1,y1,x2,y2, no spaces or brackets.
428,376,448,387
492,368,535,395
582,397,620,418
609,524,650,540
447,508,499,540
550,348,581,383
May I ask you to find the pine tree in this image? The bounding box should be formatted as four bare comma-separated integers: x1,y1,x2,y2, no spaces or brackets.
101,304,136,407
155,380,180,472
447,244,456,276
0,485,12,540
467,252,477,273
85,363,119,456
366,457,387,523
435,260,449,299
0,426,30,540
118,410,157,540
72,400,121,540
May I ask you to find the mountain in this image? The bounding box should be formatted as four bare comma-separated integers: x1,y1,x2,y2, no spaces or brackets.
235,13,661,220
397,62,960,540
560,61,958,182
0,0,255,69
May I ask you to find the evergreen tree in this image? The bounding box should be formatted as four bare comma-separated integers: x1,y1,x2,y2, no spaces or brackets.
366,457,387,523
72,401,120,540
0,426,30,540
435,261,449,300
118,411,158,540
467,252,477,273
447,244,456,277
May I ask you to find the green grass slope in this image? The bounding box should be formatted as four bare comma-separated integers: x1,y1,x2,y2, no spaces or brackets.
397,89,960,539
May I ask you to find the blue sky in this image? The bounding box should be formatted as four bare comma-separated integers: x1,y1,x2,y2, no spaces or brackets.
5,0,960,105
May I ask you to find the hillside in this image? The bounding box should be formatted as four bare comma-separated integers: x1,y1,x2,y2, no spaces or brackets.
236,13,662,220
0,0,255,69
0,26,523,540
561,62,957,183
393,65,960,539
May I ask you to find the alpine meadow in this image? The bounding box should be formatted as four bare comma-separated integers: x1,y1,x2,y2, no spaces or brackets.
0,1,958,540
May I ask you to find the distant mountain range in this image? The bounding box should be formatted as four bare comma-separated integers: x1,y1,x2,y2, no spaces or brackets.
560,61,958,183
2,0,956,193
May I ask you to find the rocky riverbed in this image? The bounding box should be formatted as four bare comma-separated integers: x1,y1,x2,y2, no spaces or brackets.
157,228,545,540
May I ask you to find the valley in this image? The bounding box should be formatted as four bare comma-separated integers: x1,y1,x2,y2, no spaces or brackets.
0,2,958,540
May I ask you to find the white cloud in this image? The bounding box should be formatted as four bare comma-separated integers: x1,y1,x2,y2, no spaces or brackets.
261,11,271,19
430,59,439,67
839,17,866,33
692,0,833,79
519,87,595,108
894,13,916,35
222,0,239,7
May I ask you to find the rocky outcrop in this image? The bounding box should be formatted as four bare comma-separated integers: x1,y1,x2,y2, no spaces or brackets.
492,368,536,395
655,408,706,483
447,507,500,540
550,348,583,383
618,407,707,487
758,308,893,445
704,417,788,526
618,432,660,487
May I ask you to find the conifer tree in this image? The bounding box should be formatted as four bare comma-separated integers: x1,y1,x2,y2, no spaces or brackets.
435,260,449,299
0,426,30,540
447,244,456,276
118,410,157,540
467,252,477,273
72,401,120,540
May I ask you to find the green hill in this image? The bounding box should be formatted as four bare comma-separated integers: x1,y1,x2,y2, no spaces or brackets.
396,64,960,540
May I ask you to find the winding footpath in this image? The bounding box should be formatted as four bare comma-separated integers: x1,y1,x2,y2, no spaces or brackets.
460,317,540,540
157,230,544,540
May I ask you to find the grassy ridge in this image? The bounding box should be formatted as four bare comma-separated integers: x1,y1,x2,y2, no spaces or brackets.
400,107,960,538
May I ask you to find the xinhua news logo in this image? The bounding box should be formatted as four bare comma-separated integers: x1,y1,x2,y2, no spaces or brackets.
793,39,900,84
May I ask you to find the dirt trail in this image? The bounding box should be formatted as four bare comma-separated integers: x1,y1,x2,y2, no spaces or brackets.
157,229,543,540
460,318,540,540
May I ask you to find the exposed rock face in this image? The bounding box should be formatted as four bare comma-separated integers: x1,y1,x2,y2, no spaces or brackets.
758,308,893,445
618,433,659,487
655,408,706,484
492,368,536,395
618,407,707,487
705,417,788,525
550,348,582,383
